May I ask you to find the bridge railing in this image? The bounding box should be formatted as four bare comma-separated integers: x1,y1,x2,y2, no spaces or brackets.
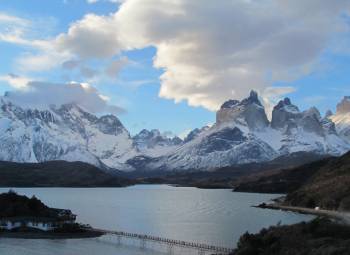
94,228,234,253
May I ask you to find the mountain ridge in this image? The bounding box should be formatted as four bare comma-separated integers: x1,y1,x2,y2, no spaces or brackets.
0,91,349,172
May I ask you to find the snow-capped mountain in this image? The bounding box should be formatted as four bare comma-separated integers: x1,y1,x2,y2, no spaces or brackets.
0,91,350,172
137,91,350,171
132,129,182,157
0,97,137,171
183,126,210,143
330,96,350,143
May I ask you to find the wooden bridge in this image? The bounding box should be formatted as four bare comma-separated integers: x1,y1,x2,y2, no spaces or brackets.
94,228,235,255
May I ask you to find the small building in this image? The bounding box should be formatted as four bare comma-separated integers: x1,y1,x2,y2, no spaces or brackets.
0,209,77,232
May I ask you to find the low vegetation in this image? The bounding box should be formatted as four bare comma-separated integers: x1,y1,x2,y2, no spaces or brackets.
233,217,350,255
0,190,56,218
233,151,350,211
285,151,350,211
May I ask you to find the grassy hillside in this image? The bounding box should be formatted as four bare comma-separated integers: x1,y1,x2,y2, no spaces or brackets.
285,151,350,211
232,217,350,255
233,158,332,193
0,161,134,187
233,151,350,211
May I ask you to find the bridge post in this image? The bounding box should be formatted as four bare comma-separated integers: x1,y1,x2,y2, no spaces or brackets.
198,249,205,255
167,244,174,255
117,235,122,245
140,238,146,250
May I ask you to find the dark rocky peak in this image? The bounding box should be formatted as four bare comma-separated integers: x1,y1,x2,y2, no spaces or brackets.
171,136,183,145
216,90,269,130
135,129,160,139
271,97,301,129
300,107,324,135
133,128,180,149
303,107,322,120
336,96,350,114
96,115,126,135
325,110,333,118
150,129,161,137
219,90,263,111
274,97,299,112
241,90,262,106
220,99,240,109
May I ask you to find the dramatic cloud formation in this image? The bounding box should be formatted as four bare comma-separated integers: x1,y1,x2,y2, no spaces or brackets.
2,1,350,111
113,0,350,110
50,0,350,110
2,81,125,114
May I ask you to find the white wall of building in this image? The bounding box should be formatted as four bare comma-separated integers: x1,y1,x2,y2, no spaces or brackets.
0,221,56,231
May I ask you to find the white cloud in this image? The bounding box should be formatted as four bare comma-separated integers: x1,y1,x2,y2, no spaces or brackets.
55,13,122,59
52,0,349,111
2,81,125,114
262,86,297,120
16,50,70,72
113,0,350,110
3,1,350,111
0,13,30,27
0,74,33,90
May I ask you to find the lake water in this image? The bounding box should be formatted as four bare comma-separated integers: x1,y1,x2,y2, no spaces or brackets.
0,185,313,254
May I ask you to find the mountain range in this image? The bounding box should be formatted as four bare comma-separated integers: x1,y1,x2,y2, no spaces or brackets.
0,91,349,172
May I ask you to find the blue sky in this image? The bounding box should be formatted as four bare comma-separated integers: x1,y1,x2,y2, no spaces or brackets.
1,0,350,136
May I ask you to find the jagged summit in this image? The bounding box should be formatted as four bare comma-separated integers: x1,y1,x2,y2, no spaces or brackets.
0,99,135,171
0,91,350,172
132,129,183,157
325,110,333,118
274,97,299,112
271,97,300,129
220,99,240,109
240,90,262,106
216,90,269,130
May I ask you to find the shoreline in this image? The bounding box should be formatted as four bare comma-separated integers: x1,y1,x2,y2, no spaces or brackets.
255,203,350,224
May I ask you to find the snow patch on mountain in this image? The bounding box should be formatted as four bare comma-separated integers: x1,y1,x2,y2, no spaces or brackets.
0,97,136,171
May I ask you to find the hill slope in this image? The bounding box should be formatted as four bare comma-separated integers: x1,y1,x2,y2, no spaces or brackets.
234,151,350,211
285,151,350,211
0,160,133,187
